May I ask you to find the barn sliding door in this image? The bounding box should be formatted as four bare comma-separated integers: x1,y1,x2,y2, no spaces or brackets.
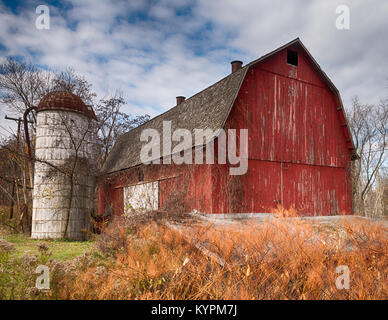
123,181,158,214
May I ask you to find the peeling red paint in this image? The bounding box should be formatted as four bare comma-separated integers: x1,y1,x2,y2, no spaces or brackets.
212,45,353,215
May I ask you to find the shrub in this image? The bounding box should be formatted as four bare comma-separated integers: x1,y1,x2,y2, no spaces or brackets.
0,239,96,300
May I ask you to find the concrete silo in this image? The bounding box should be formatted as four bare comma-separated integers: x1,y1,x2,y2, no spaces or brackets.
31,91,98,240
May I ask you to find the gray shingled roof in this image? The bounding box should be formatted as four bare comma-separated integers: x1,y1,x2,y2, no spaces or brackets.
102,66,247,174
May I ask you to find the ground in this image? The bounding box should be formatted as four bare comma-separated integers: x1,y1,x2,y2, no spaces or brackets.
0,211,387,299
1,232,93,261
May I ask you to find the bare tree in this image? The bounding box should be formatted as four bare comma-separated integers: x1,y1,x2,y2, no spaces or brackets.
0,58,98,234
347,97,388,216
0,135,33,232
94,94,150,165
0,58,150,236
51,68,96,104
382,169,388,216
0,59,96,128
0,58,52,122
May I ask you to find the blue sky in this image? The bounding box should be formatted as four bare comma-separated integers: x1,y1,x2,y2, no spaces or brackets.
1,0,388,137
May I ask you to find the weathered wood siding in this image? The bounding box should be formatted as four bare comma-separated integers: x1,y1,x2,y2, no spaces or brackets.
212,45,353,215
98,162,213,216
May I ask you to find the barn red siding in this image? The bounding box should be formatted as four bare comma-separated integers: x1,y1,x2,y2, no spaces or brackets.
212,45,352,215
211,160,351,215
98,162,213,216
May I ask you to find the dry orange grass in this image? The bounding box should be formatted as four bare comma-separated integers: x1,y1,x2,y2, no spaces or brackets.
58,212,388,300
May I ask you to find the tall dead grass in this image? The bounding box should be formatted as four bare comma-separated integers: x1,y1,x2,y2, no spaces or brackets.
58,211,388,300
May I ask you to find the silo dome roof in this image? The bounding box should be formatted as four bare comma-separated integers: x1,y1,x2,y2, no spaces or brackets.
37,91,97,120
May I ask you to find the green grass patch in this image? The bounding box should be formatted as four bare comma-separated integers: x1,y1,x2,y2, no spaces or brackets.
1,233,94,261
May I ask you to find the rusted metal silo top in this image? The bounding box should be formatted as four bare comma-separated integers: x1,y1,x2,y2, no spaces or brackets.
37,91,97,120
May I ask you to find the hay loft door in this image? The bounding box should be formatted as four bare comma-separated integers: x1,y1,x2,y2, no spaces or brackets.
123,181,159,214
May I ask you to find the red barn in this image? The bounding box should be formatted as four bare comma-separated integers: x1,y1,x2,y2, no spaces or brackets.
98,38,357,217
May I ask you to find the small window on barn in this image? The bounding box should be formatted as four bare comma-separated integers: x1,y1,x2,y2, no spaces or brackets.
287,49,298,66
138,168,144,182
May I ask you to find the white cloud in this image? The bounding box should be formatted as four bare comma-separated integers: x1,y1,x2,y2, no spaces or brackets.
0,0,387,138
195,0,388,107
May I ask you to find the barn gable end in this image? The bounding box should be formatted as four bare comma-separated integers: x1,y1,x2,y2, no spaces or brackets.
224,40,354,166
211,39,355,215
